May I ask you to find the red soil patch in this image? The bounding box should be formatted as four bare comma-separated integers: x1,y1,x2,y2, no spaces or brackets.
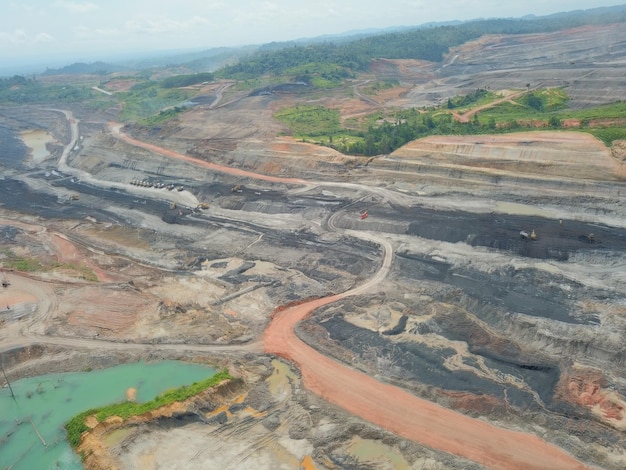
557,369,626,425
49,233,114,282
445,391,504,414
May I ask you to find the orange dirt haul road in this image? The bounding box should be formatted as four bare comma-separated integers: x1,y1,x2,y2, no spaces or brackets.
264,295,592,470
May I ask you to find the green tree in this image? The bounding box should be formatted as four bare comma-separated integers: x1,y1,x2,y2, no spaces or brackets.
525,93,543,111
548,116,561,128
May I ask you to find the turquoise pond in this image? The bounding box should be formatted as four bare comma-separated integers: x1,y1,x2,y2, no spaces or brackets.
0,360,217,470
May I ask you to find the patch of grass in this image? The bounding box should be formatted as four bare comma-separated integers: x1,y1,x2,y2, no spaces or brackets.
50,262,99,282
568,101,626,121
281,62,353,88
119,81,195,122
2,257,44,271
275,105,341,137
309,76,342,89
232,78,274,91
581,127,626,146
364,80,400,95
306,132,364,149
65,370,231,448
471,88,568,124
138,106,187,127
446,88,496,111
535,87,569,111
1,251,97,281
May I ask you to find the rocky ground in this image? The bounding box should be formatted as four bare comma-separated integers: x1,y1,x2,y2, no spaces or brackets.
1,22,626,470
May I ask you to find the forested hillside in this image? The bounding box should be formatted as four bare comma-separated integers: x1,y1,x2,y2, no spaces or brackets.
219,5,626,79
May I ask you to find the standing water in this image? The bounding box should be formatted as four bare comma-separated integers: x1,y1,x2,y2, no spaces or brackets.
0,360,216,469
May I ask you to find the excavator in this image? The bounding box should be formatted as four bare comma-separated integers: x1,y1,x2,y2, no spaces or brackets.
359,210,368,220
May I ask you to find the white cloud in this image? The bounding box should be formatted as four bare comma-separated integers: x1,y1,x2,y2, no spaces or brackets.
125,16,209,35
0,29,54,47
0,29,29,45
34,32,55,43
54,1,98,13
73,25,119,39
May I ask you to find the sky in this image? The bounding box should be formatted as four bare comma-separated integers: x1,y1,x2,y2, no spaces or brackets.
1,0,622,68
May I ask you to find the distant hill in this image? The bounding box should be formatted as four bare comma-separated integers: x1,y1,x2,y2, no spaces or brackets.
217,3,626,79
119,46,258,73
41,61,128,76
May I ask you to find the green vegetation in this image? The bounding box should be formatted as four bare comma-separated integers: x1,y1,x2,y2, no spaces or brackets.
219,8,626,79
284,62,354,88
477,88,569,123
65,370,231,448
275,105,342,137
119,81,195,122
161,73,214,88
360,80,400,97
50,262,99,282
275,87,626,156
41,61,127,76
583,127,626,146
0,75,94,105
138,106,187,126
1,256,44,272
447,88,493,109
1,250,97,281
566,101,626,121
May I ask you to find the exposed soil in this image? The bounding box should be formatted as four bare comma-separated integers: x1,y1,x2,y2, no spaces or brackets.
2,21,626,470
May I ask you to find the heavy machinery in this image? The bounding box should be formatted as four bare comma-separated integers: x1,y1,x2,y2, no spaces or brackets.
359,210,368,219
520,230,537,240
